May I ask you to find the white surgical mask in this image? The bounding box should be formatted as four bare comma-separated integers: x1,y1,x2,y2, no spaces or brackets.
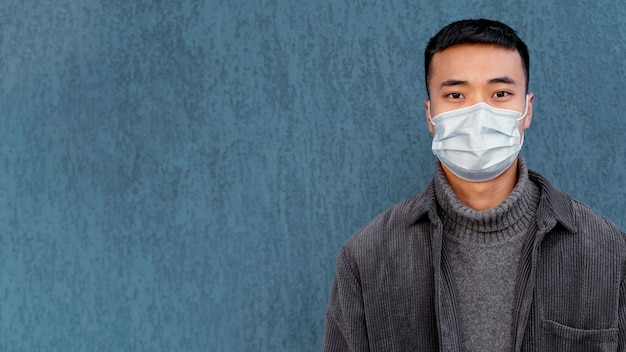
429,98,528,182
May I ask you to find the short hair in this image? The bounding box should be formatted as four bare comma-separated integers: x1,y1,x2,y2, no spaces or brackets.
424,19,530,95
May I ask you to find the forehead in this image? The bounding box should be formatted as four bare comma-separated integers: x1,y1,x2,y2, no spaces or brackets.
429,44,525,87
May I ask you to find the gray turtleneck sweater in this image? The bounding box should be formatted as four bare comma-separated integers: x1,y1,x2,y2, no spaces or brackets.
434,158,540,351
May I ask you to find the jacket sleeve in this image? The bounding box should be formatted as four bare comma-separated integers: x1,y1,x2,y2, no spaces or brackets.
620,266,626,351
323,246,369,351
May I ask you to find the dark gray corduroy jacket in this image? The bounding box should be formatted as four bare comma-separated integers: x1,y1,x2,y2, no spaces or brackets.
323,171,626,351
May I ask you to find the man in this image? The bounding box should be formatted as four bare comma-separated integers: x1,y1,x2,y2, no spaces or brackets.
323,19,626,351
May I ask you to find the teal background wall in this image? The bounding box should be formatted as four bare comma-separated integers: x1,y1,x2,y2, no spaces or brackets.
1,0,624,351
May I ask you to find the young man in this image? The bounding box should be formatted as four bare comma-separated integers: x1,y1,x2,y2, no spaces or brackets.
323,19,626,351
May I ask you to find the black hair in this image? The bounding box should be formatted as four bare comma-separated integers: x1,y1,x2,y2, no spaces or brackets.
424,19,530,95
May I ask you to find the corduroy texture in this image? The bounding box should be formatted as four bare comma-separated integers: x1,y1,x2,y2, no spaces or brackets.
324,167,626,351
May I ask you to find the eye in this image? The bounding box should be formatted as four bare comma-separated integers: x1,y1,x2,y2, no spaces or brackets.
446,92,464,99
493,91,511,98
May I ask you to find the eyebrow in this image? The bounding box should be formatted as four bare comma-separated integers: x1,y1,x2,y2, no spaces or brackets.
438,76,518,90
439,79,468,90
488,76,517,85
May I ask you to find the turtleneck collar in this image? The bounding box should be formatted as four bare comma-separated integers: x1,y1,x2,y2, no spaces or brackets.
434,156,541,244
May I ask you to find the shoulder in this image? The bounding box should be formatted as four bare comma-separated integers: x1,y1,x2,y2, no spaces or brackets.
531,170,626,251
339,181,437,265
569,198,626,243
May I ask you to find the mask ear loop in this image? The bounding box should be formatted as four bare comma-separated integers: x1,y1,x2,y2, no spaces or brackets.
519,94,530,120
427,100,436,126
518,94,531,147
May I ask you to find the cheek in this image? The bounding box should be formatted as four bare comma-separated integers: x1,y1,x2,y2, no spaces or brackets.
428,120,436,134
518,117,530,132
517,120,526,140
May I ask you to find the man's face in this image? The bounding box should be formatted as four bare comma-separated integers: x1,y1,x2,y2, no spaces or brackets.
424,44,533,136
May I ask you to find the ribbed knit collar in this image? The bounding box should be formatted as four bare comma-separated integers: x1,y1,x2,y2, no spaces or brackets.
434,156,540,245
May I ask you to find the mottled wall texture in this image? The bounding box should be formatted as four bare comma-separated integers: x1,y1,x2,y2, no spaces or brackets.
1,0,624,350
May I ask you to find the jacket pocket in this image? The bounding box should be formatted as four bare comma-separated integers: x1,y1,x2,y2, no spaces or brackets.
541,320,617,352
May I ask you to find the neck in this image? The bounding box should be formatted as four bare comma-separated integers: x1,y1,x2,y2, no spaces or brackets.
441,160,519,211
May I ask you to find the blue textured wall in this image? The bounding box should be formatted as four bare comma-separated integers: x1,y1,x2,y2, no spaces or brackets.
1,0,624,350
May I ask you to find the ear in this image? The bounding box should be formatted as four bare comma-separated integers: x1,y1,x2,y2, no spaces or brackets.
424,99,435,134
523,93,534,129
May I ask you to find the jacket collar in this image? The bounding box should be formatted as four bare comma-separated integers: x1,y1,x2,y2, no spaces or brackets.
407,180,438,226
528,170,577,234
409,170,577,235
